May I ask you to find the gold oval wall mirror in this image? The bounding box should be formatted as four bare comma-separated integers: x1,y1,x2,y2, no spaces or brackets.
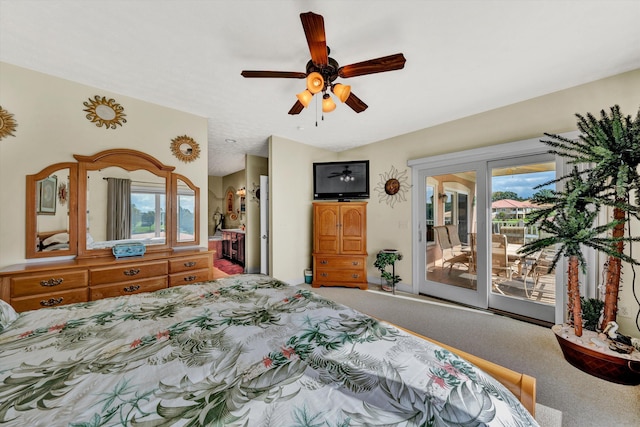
83,95,127,129
170,135,200,162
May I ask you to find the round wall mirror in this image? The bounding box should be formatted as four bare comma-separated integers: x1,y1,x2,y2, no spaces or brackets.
170,135,200,163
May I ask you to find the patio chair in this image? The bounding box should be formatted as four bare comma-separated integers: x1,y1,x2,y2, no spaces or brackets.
531,249,556,287
491,234,517,280
434,225,470,272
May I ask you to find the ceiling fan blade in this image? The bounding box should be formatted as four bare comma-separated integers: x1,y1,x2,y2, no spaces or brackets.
300,12,328,67
241,70,307,79
345,92,368,113
288,100,305,115
338,53,406,78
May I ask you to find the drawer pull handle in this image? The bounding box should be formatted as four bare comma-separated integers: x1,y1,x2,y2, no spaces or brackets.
40,297,63,307
352,261,359,266
321,272,328,277
40,278,64,287
320,260,328,265
184,275,197,282
123,268,140,276
352,274,360,279
123,285,140,293
183,261,197,267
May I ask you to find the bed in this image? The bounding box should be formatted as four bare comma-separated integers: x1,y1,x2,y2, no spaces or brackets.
36,230,70,252
0,274,538,426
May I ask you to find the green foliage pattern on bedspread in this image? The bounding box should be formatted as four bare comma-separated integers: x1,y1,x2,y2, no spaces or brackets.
0,274,537,426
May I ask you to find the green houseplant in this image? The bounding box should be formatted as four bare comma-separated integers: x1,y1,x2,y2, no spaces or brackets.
374,251,403,289
518,105,640,383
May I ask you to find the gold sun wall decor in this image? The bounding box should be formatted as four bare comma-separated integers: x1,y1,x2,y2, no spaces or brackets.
58,182,68,206
374,165,409,208
83,95,127,129
0,106,18,140
170,135,201,162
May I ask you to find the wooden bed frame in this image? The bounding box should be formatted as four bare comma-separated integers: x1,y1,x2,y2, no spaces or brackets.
391,323,536,417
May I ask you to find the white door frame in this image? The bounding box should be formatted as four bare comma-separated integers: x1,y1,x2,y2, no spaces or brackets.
410,133,583,324
260,175,269,275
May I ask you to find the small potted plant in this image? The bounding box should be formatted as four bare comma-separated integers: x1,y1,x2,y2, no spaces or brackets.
518,105,640,384
374,250,403,292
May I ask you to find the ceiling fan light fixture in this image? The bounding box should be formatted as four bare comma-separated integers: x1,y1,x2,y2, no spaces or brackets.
296,89,313,107
306,72,325,94
322,93,336,113
331,83,351,103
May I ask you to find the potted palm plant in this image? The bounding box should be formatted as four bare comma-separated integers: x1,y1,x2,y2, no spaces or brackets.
518,105,640,384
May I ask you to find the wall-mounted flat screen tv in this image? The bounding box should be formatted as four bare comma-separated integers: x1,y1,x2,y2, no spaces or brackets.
313,160,370,201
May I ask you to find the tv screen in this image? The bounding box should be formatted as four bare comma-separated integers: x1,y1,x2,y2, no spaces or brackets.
313,160,370,200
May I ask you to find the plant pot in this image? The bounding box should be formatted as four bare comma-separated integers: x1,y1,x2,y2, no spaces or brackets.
381,279,394,292
552,324,640,385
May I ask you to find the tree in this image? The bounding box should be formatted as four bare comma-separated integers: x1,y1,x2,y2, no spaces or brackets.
492,191,521,201
531,188,554,200
519,105,640,335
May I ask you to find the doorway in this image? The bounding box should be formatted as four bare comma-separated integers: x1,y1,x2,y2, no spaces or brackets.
411,138,564,324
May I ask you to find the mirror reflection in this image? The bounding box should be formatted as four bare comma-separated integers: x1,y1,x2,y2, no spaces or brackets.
176,178,196,243
86,167,167,249
35,169,71,253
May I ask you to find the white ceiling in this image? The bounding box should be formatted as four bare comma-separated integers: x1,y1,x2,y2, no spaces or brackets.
2,0,640,176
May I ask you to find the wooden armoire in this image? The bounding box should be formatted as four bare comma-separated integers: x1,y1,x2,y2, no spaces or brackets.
312,201,367,289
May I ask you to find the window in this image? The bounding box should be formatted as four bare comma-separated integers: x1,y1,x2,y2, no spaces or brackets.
131,184,165,239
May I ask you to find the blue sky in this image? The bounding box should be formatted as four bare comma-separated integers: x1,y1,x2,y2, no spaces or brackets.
492,171,555,199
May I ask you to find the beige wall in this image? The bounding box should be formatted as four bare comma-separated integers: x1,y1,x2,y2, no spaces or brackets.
269,69,640,335
245,154,268,273
269,136,338,282
0,62,209,267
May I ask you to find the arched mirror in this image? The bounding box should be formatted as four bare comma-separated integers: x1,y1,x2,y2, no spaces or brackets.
172,174,200,246
26,163,78,259
75,149,174,258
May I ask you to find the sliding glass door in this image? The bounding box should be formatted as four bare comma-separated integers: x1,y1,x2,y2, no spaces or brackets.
416,162,488,308
411,138,564,324
487,154,556,322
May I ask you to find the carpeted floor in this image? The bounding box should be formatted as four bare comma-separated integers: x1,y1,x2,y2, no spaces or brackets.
297,283,640,427
214,258,244,275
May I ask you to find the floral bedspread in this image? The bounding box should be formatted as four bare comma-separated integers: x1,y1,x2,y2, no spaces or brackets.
0,274,538,426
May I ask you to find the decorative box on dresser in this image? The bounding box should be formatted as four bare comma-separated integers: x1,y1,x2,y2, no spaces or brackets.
0,248,214,312
312,201,367,289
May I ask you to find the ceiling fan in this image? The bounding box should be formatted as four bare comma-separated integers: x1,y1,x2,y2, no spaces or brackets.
241,11,406,115
328,167,355,181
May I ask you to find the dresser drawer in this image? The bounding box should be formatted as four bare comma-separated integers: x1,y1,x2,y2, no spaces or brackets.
11,270,88,298
11,288,89,312
314,268,367,283
169,269,211,287
314,255,366,270
90,260,168,285
90,277,167,300
169,254,211,274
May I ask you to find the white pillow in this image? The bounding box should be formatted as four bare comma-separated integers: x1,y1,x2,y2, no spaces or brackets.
42,232,69,246
0,299,18,332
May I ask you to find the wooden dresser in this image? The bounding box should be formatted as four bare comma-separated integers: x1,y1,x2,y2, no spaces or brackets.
312,202,367,289
0,248,214,312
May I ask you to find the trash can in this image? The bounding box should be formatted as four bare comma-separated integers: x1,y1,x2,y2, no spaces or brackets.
304,268,313,284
